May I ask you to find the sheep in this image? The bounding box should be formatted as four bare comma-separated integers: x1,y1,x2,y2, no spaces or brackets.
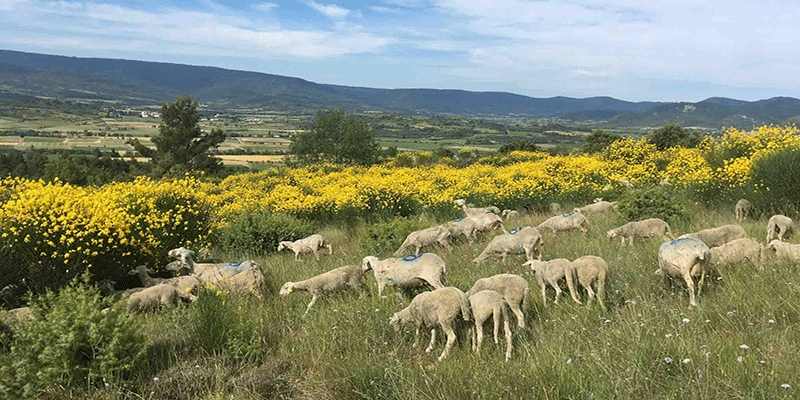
549,202,561,214
607,218,674,245
466,274,531,329
127,265,165,287
735,199,753,222
362,253,447,297
469,212,507,235
277,234,333,261
502,209,521,221
280,265,369,316
126,283,180,313
167,247,265,298
578,200,617,216
678,224,747,248
472,226,543,265
446,218,480,244
455,198,500,217
523,259,580,306
765,240,800,266
394,225,451,257
127,265,199,301
710,238,764,270
468,290,513,361
97,279,146,301
767,215,794,242
570,255,608,308
389,286,471,362
537,210,589,235
657,238,711,308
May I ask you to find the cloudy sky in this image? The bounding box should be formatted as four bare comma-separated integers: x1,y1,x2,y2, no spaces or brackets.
1,0,796,102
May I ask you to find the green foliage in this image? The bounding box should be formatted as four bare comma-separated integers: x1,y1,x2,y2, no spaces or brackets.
499,140,541,153
647,125,704,151
217,211,316,256
291,109,380,166
0,274,146,398
616,185,685,225
356,216,428,255
186,286,261,360
581,130,623,154
127,96,226,177
749,146,800,215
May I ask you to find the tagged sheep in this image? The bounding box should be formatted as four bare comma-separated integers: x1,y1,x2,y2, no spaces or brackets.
127,265,199,301
167,247,265,298
126,283,180,314
362,253,447,297
578,200,617,216
735,199,753,222
472,226,543,265
466,274,531,329
678,224,747,248
469,213,507,235
468,290,513,361
523,259,580,306
277,234,333,261
389,286,471,362
657,238,711,308
280,265,369,316
570,255,608,308
394,225,451,257
710,238,764,270
767,215,794,242
765,240,800,266
446,218,479,244
607,218,674,245
537,211,589,235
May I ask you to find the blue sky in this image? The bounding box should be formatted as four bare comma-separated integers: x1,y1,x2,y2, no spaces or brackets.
1,0,797,102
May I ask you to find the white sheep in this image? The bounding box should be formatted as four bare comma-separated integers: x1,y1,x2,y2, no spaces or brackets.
765,240,800,266
389,286,471,362
502,209,521,221
710,237,764,270
127,265,200,301
167,247,265,298
362,253,447,297
465,274,531,329
472,226,543,265
578,200,617,216
767,215,794,242
394,225,451,257
125,283,180,313
735,199,753,222
277,234,333,261
548,202,561,214
469,212,507,235
607,218,674,245
455,198,500,217
537,210,589,235
468,290,513,361
523,259,580,306
446,218,479,244
127,265,164,287
279,265,369,316
657,238,711,308
570,255,608,308
98,280,146,302
678,224,747,248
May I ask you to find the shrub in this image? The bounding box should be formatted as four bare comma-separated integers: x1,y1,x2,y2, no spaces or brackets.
749,146,800,215
616,185,685,225
356,217,428,255
217,211,316,256
0,274,146,398
186,285,261,360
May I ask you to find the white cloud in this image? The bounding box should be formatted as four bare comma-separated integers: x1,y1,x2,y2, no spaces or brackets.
369,6,400,14
309,1,351,19
252,3,279,12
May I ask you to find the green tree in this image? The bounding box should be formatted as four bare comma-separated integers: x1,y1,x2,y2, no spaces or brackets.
582,130,623,154
291,109,380,166
648,125,703,150
498,140,541,153
127,96,226,176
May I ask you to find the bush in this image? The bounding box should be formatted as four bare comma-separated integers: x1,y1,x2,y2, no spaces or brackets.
217,211,316,257
356,217,428,255
749,146,800,216
0,274,146,398
186,285,261,360
616,185,685,225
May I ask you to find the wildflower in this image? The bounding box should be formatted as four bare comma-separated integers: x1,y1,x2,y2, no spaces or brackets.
332,326,338,331
665,333,673,338
682,318,690,323
781,384,792,389
705,319,711,323
153,377,160,382
737,356,744,362
769,319,776,325
739,344,750,350
727,311,736,317
705,352,712,359
664,357,673,364
381,295,387,299
699,345,709,350
375,308,380,313
760,360,766,366
566,358,573,365
682,358,691,364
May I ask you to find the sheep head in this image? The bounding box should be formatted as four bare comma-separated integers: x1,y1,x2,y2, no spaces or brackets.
454,199,466,207
277,242,289,252
361,256,379,272
606,230,617,240
279,282,294,297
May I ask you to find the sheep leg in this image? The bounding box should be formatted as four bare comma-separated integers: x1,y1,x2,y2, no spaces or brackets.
438,324,456,362
551,282,562,304
294,250,300,261
313,249,320,261
509,303,525,329
539,281,548,306
492,307,501,344
565,272,581,305
470,323,478,352
683,270,697,307
501,252,507,265
474,318,484,354
503,318,513,362
425,328,436,353
415,245,422,255
584,282,595,306
413,325,421,348
303,294,319,316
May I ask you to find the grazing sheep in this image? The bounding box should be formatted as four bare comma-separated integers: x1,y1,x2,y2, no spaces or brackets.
502,209,521,221
570,256,608,308
389,286,471,362
466,274,531,329
765,240,800,265
524,259,580,306
126,283,180,313
280,265,369,316
468,290,513,361
277,234,333,261
218,261,266,299
735,199,753,222
657,238,711,308
767,215,794,242
362,253,447,297
578,200,617,216
394,225,451,257
710,238,764,270
607,218,674,245
455,198,500,217
127,265,165,287
446,218,479,244
537,211,589,235
472,226,543,265
549,203,561,214
469,213,507,235
678,224,747,248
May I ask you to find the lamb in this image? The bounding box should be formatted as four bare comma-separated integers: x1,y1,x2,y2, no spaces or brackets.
466,274,531,329
455,198,501,217
767,215,794,242
362,253,447,297
678,224,747,248
468,290,513,361
127,265,165,287
735,199,753,222
97,279,146,301
537,210,589,235
127,265,200,301
502,209,521,221
167,247,265,298
280,265,369,316
578,200,617,216
472,226,543,265
765,240,800,265
389,286,471,362
570,255,608,308
607,218,674,245
394,225,451,257
125,283,180,313
277,234,333,261
523,259,580,306
710,238,764,270
657,238,711,308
